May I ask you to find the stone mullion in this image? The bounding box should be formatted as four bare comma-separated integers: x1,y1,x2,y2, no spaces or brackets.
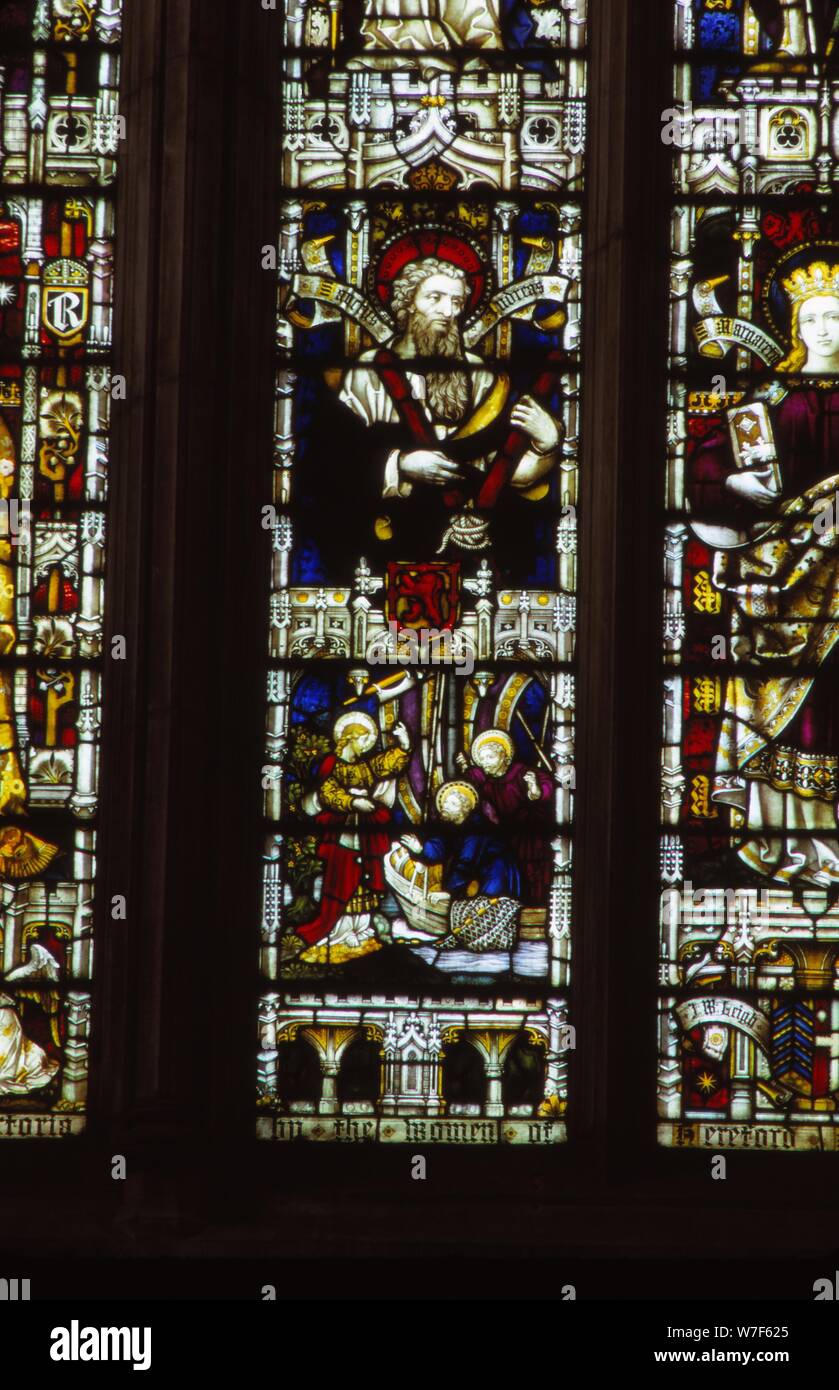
94,0,249,1148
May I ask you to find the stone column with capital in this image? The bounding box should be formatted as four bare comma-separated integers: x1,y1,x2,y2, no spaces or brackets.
816,82,833,193
729,1030,754,1122
345,199,369,360
670,254,692,371
94,0,123,44
352,603,371,663
261,843,282,981
257,995,281,1097
549,837,572,988
23,201,43,361
552,664,575,811
1,883,23,978
265,670,290,822
492,202,519,359
271,515,293,605
663,521,687,662
557,498,577,627
278,201,304,296
61,992,92,1109
86,201,115,354
485,1063,504,1117
661,674,685,829
302,1025,361,1116
666,378,686,512
70,668,101,819
27,52,47,186
70,845,94,980
544,1001,570,1110
674,0,694,50
660,875,683,990
465,1029,517,1117
658,996,682,1120
381,1014,398,1113
77,510,106,658
274,370,295,507
475,597,492,662
85,367,110,503
319,1062,339,1115
285,0,306,50
32,0,50,42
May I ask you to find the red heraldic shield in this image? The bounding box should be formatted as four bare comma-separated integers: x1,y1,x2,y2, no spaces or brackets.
386,561,461,633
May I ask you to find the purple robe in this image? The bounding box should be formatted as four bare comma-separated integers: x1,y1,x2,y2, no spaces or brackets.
691,385,839,756
467,762,553,904
691,386,839,515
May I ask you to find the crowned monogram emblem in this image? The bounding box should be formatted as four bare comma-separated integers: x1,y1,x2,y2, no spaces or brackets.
41,259,90,344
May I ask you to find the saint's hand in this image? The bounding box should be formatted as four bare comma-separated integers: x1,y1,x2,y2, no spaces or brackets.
391,720,411,751
399,450,464,487
524,770,542,800
455,753,469,772
352,796,376,813
401,833,423,855
510,396,561,454
725,465,779,509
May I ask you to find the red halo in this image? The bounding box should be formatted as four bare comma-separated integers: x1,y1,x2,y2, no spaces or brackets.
374,230,486,316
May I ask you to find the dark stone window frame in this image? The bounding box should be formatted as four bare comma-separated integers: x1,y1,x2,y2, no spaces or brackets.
1,0,836,1294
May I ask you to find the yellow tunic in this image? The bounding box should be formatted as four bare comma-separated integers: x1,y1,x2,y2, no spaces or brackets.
319,747,409,814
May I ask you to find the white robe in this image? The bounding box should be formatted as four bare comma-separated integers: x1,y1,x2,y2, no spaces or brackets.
360,0,503,53
0,994,59,1096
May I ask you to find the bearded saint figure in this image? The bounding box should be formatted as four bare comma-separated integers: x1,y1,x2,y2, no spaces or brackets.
456,729,554,903
691,260,839,885
331,256,562,571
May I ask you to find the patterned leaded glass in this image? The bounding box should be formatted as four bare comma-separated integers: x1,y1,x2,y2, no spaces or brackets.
257,0,587,1144
659,0,839,1152
0,0,122,1135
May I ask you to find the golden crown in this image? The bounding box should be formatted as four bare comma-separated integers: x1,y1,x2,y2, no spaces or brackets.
783,261,839,307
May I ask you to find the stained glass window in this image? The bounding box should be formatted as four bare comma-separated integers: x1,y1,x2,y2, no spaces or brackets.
0,0,121,1135
659,0,839,1151
257,0,587,1145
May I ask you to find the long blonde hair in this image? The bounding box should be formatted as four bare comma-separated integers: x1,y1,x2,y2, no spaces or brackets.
777,263,839,371
777,298,807,373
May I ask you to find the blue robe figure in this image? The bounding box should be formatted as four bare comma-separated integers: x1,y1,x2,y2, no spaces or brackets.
403,781,521,901
418,821,521,900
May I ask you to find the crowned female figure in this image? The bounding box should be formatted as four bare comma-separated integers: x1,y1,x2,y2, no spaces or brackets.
691,258,839,885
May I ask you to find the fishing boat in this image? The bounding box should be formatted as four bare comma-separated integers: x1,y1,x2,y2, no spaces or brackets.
384,843,451,938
